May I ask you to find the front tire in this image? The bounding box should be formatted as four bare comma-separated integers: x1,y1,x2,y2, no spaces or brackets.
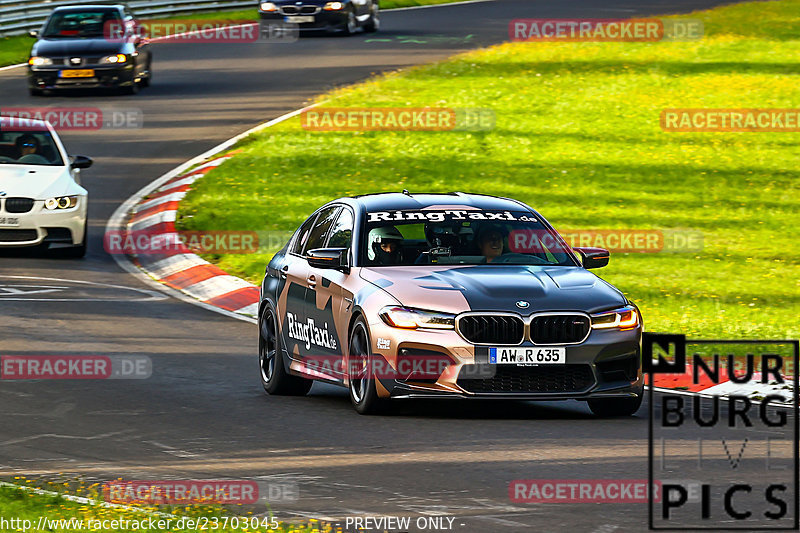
342,8,358,35
121,80,139,95
59,223,87,259
140,66,151,88
29,87,45,97
348,317,386,414
363,3,379,33
259,303,312,396
587,384,644,417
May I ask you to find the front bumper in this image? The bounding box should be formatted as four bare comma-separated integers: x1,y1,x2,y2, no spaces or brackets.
0,199,87,247
260,11,349,32
363,317,643,400
28,64,136,90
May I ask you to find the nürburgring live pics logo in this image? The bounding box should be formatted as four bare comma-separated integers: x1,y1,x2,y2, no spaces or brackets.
646,333,799,530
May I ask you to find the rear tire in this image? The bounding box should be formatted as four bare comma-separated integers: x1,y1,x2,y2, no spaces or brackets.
348,317,386,414
588,384,644,417
259,303,312,396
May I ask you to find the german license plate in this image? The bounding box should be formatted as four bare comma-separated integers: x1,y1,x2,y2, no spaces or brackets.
285,16,314,23
489,347,566,365
60,69,95,78
0,217,20,227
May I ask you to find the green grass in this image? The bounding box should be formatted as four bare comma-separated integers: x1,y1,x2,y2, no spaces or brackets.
0,0,462,67
176,0,800,340
0,35,33,67
0,484,316,533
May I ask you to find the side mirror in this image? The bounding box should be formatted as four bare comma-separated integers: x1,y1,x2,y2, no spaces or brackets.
307,247,349,272
29,30,39,38
70,155,93,169
574,247,609,269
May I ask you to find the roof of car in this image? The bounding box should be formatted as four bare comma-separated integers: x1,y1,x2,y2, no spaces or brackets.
344,192,530,213
52,4,125,11
0,116,50,131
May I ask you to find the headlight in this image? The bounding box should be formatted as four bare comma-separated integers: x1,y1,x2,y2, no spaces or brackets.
324,1,345,10
28,57,52,66
259,2,278,11
101,54,127,64
44,196,79,210
379,306,455,330
591,305,639,330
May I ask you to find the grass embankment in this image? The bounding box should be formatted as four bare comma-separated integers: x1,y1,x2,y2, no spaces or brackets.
175,0,800,339
0,0,456,67
0,484,318,533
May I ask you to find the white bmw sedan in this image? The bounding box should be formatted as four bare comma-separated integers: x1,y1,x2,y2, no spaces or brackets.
0,117,90,257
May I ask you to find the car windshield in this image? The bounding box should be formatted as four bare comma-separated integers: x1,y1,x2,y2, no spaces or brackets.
0,130,63,166
362,209,578,267
42,9,121,38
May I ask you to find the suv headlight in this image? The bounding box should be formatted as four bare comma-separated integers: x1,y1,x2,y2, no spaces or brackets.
44,196,79,210
259,2,278,11
28,57,53,66
380,306,455,330
591,305,639,330
324,2,345,10
101,54,127,64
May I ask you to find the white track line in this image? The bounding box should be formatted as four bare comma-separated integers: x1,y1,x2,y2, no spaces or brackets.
0,63,26,72
392,0,493,11
106,104,315,324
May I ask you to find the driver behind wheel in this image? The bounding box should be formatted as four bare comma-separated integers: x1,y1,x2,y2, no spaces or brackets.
15,134,49,164
368,226,404,265
476,223,507,263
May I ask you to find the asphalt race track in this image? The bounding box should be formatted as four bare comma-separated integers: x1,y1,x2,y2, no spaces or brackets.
0,1,755,531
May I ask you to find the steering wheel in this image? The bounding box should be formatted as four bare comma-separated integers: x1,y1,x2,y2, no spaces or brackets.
492,253,550,264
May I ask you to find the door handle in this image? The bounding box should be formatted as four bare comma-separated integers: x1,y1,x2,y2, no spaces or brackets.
279,265,289,279
307,274,316,288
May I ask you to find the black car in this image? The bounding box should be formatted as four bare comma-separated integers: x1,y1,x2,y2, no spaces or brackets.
28,4,152,95
258,0,379,34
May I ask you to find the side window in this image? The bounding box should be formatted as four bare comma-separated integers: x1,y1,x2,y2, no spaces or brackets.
326,208,354,249
302,206,340,255
290,214,318,255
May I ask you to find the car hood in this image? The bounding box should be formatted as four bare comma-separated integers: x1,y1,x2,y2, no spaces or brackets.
0,166,78,199
359,265,627,314
33,38,122,57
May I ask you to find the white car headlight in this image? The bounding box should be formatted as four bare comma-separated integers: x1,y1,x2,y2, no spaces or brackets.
44,196,79,210
324,2,345,10
380,306,455,330
28,56,53,66
591,305,639,330
259,2,278,11
101,54,127,64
